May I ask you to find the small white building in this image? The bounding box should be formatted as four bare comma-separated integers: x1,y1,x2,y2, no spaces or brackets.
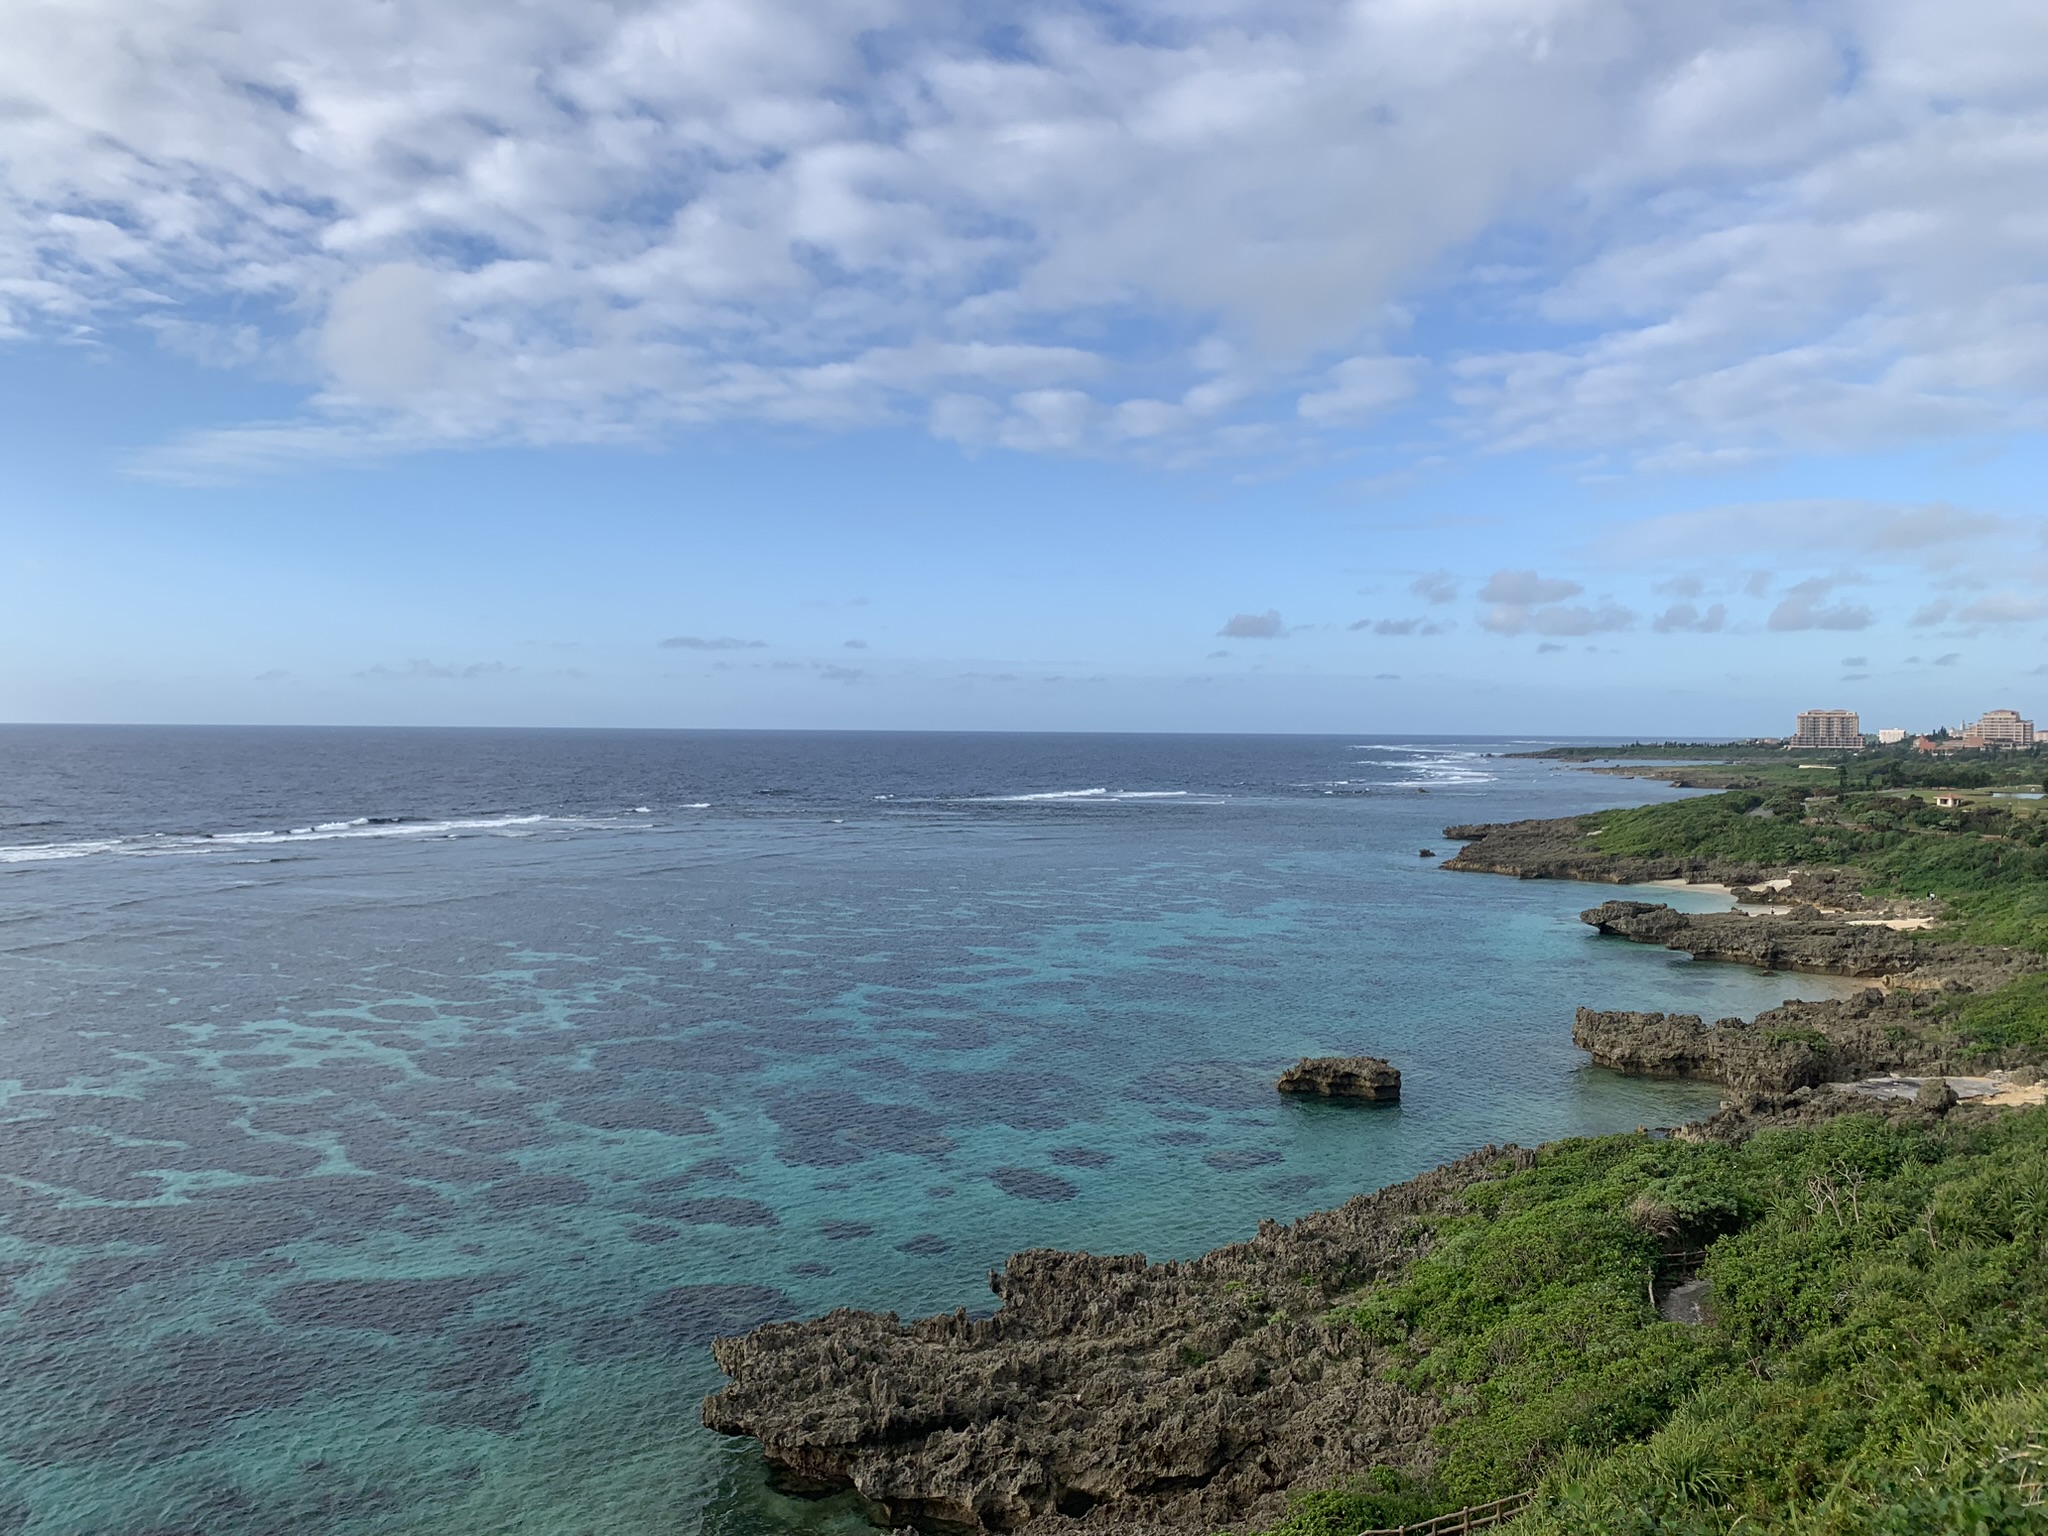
1934,794,1966,809
1876,727,1909,745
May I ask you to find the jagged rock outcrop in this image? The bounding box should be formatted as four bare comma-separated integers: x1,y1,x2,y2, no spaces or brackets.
1578,900,1923,976
1577,901,2040,991
1916,1077,1960,1114
701,1148,1535,1534
1575,969,2048,1095
1727,869,1876,909
1573,1008,1835,1094
1277,1057,1400,1101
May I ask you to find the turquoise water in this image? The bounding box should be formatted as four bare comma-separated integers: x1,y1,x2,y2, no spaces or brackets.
0,729,1844,1534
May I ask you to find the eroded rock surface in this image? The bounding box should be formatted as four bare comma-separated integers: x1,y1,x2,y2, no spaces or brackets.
1276,1057,1401,1101
1578,900,1932,977
701,1149,1531,1533
1576,970,2047,1096
1578,899,2037,988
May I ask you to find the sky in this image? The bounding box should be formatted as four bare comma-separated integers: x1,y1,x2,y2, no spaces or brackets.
2,0,2045,735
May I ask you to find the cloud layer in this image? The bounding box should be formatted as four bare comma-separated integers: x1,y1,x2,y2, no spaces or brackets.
4,0,2046,472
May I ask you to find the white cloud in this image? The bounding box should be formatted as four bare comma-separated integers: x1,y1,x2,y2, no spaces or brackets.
1219,610,1286,639
1652,601,1727,633
1476,569,1630,635
320,264,453,404
1410,571,1459,605
1611,500,2010,564
1954,592,2048,625
659,634,766,650
1297,355,1419,423
1484,601,1635,637
1768,577,1872,632
1479,570,1583,606
1,0,2045,470
359,658,513,679
1350,617,1449,636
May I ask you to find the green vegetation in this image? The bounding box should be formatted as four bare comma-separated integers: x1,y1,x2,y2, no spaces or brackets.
1257,1110,2048,1536
1249,1468,1448,1535
1578,786,2048,953
1569,782,2048,1057
1524,741,2046,796
1945,974,2048,1056
1249,779,2048,1536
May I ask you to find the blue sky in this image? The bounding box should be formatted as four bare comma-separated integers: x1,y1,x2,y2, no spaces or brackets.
2,0,2045,735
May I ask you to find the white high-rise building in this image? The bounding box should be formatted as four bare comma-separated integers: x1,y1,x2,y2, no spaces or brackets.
1790,709,1862,749
1876,728,1908,745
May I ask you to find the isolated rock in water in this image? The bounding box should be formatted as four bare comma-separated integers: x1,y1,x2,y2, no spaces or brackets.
1277,1056,1401,1101
1418,849,1436,858
1915,1077,1959,1114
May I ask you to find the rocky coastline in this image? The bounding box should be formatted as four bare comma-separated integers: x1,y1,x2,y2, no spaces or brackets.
700,1093,2020,1534
1576,898,2036,984
701,803,2047,1534
704,1150,1515,1532
1444,803,2045,1103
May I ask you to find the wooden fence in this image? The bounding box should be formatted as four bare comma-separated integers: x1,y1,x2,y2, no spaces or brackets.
1355,1489,1533,1535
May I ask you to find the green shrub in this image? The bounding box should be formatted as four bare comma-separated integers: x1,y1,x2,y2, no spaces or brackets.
1252,1468,1449,1536
1498,1109,2048,1535
1946,974,2048,1054
1269,1110,2048,1536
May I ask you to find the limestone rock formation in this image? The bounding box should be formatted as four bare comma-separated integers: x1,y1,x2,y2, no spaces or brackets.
1574,966,2048,1095
701,1149,1530,1533
1572,1008,1830,1094
1276,1056,1401,1101
1578,900,1923,977
1916,1076,1959,1113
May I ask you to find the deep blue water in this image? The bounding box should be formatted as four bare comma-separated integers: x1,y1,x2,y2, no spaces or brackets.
0,728,1845,1535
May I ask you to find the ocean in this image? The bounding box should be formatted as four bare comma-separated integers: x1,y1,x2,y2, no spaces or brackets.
0,727,1841,1535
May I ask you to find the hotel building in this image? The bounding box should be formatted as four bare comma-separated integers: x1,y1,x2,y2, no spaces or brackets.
1789,709,1863,749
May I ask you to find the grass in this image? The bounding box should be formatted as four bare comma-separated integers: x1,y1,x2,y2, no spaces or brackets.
1573,787,2048,953
1254,1108,2048,1536
1945,974,2048,1057
1525,742,2047,794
